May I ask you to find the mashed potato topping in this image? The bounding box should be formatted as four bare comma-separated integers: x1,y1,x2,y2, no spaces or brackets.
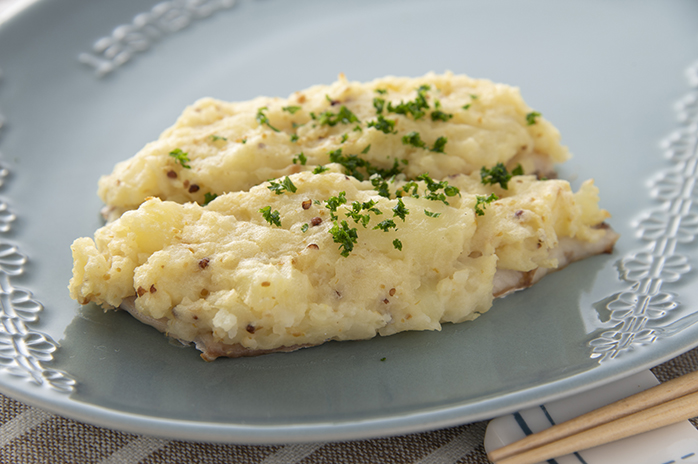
98,72,570,220
70,170,610,356
70,72,617,359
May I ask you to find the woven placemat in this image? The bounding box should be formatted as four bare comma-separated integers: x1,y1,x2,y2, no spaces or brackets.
0,346,696,464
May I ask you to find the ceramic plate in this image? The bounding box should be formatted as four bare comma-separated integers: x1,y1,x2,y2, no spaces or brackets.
0,0,697,444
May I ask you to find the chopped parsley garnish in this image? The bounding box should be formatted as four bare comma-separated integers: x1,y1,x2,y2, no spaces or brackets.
373,97,386,114
329,220,358,257
267,176,297,195
292,152,307,165
345,204,371,228
353,125,363,132
290,133,299,143
241,137,247,144
282,105,302,114
396,180,419,198
325,191,347,220
430,110,453,122
316,105,359,126
416,173,460,205
402,131,426,149
313,165,330,174
301,223,309,233
329,149,366,180
474,193,498,216
462,104,471,110
340,133,349,143
480,162,514,189
362,199,382,215
367,115,397,134
471,94,478,100
424,209,441,218
256,107,280,132
361,144,371,154
430,136,447,153
512,164,524,176
259,206,282,226
329,148,402,181
371,175,391,198
526,111,541,126
375,88,387,95
370,158,403,179
392,198,409,221
203,192,218,205
169,148,191,169
392,239,402,251
387,85,430,120
211,135,227,141
373,219,397,232
345,200,382,228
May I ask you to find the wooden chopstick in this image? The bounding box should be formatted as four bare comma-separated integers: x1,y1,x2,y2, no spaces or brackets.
488,370,698,464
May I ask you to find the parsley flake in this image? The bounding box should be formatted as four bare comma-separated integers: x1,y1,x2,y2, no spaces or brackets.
259,206,282,227
371,175,392,199
392,239,402,251
290,133,299,143
367,115,397,134
424,209,441,218
375,89,387,95
345,200,381,228
392,198,409,221
313,165,330,174
169,148,191,169
211,135,227,141
325,191,347,220
396,180,420,198
373,219,397,232
462,104,471,110
282,105,302,114
203,192,218,205
512,164,524,176
316,105,359,127
474,193,498,216
402,131,426,149
481,163,515,189
373,97,386,114
431,110,453,122
292,153,307,165
430,136,447,153
267,176,297,195
301,223,309,233
329,220,358,257
480,163,509,188
387,85,431,120
526,111,541,126
329,148,402,181
416,173,460,205
256,107,280,132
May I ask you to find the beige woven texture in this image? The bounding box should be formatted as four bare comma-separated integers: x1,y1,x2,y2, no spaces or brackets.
0,347,695,464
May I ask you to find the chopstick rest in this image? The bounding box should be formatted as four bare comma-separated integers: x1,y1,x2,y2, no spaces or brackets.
484,370,698,464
